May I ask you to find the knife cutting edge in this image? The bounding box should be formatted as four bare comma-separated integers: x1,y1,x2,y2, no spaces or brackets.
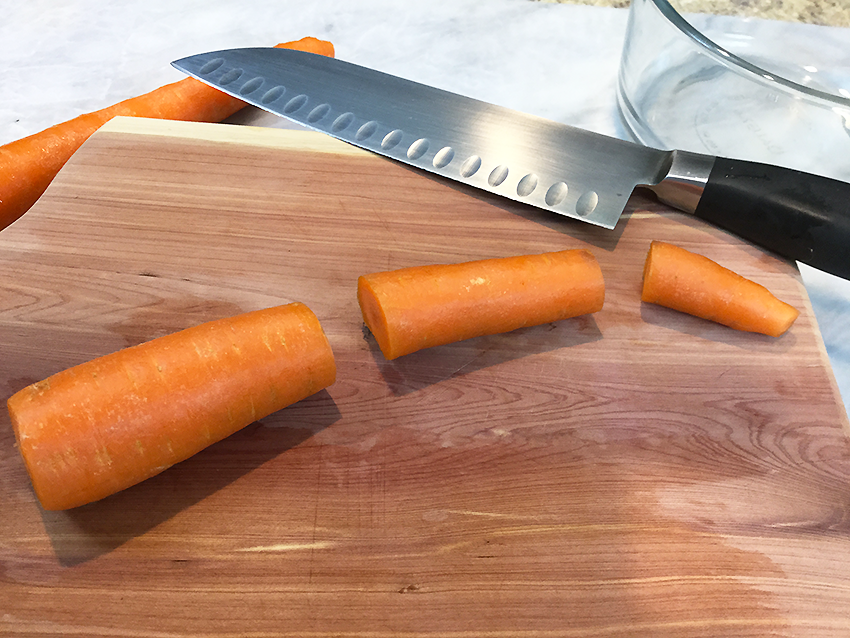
172,47,850,280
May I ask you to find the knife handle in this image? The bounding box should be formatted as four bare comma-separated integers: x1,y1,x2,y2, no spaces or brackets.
694,158,850,280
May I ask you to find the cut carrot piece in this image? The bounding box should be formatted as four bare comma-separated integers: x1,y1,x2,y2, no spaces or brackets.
7,302,336,510
641,240,799,337
357,249,605,360
0,37,334,231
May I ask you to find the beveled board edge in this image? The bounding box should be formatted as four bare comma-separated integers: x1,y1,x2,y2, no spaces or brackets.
97,115,366,156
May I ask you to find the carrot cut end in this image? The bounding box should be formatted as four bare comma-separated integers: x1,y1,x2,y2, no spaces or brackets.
7,302,336,510
274,37,335,58
357,276,397,359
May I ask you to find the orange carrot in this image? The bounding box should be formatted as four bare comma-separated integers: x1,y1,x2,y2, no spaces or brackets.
641,240,799,337
0,36,334,231
7,302,336,510
357,249,605,360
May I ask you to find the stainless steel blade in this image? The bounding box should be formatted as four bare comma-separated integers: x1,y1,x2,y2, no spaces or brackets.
173,48,675,229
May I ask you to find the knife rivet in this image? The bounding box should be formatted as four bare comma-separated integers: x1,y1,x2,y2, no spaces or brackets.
261,86,285,105
407,138,430,161
381,130,404,151
460,155,482,178
433,147,455,169
488,165,509,187
545,182,569,206
517,173,539,197
576,191,599,217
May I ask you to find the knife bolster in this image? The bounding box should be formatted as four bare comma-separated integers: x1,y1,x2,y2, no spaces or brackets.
648,150,715,214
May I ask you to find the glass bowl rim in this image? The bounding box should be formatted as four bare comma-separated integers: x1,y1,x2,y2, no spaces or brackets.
649,0,850,108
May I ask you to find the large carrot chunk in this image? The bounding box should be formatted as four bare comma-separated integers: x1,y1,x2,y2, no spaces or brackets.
0,37,334,231
641,240,799,337
357,249,605,360
7,302,336,510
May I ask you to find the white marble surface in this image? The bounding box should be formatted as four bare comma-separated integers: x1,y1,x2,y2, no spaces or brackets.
2,0,848,410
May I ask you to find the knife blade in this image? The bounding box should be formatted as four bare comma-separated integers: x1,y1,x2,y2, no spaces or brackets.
172,47,850,280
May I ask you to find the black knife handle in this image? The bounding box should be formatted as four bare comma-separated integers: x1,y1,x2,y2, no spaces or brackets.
694,158,850,280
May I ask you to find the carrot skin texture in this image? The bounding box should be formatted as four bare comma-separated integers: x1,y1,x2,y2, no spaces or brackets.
357,249,605,360
0,37,334,231
7,302,336,511
641,240,800,337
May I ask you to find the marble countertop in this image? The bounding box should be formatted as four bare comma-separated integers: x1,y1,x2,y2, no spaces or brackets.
1,0,849,412
541,0,850,26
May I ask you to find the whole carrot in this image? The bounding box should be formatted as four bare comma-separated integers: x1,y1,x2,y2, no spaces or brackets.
0,36,334,231
357,249,605,360
7,302,336,510
641,240,799,337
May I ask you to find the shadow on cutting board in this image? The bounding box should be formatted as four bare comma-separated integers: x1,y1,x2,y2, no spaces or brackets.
390,158,636,254
39,389,341,567
639,301,799,353
365,313,603,396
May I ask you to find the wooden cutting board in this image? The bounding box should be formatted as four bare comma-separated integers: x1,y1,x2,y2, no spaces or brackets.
1,116,849,637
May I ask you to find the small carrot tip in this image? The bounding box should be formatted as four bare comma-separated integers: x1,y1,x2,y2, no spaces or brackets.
641,240,799,337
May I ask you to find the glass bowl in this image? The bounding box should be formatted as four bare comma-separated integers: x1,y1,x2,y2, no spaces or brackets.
617,0,850,182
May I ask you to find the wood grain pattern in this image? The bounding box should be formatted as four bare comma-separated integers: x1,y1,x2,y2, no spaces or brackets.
1,116,849,637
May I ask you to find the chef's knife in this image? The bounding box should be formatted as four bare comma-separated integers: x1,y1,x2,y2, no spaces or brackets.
173,48,850,280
